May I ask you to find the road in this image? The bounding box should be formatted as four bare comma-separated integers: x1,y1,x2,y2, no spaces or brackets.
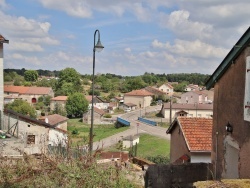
93,105,170,150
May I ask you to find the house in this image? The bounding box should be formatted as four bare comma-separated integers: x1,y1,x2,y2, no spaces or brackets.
158,83,174,96
110,96,124,106
161,103,213,120
85,95,109,110
120,103,137,111
4,85,54,104
144,86,167,99
122,135,140,149
124,89,154,108
180,91,208,104
82,107,105,124
1,109,67,156
205,27,250,179
0,34,8,116
166,117,212,164
184,84,200,92
50,96,68,111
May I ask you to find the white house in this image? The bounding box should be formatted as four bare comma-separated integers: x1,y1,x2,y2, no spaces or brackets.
158,83,174,96
161,103,213,120
1,109,68,156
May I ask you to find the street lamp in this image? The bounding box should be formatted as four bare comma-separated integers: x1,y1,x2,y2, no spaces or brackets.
89,30,104,153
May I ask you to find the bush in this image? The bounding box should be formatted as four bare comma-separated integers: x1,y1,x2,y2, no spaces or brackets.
104,114,112,118
71,128,79,135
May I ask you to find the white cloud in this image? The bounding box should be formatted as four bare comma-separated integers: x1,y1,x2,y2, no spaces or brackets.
124,47,131,52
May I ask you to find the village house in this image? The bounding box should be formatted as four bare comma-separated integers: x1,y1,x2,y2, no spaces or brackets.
124,89,154,108
184,84,200,92
158,83,174,96
50,96,68,111
82,107,105,124
144,86,167,99
120,103,137,112
4,85,54,104
1,109,68,156
180,90,209,104
166,117,212,164
206,27,250,179
161,103,213,120
85,95,109,110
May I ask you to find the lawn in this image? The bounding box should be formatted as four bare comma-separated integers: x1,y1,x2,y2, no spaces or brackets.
106,134,170,158
67,118,129,145
136,134,170,158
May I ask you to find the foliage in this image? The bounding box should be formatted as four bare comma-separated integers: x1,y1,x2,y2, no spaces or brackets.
146,155,170,164
66,93,88,118
104,114,112,118
53,103,67,116
6,99,37,118
88,89,100,96
13,75,24,86
24,70,39,82
0,153,137,187
172,81,188,92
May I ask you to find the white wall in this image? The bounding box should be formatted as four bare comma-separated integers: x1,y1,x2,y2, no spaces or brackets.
163,108,213,119
190,152,211,163
49,129,67,146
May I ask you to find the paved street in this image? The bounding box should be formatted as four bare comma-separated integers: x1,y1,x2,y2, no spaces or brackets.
93,105,170,150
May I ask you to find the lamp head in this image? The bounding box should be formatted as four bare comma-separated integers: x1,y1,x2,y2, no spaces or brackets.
95,39,104,52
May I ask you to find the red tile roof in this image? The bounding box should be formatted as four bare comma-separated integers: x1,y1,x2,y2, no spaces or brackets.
46,114,68,126
125,89,154,96
145,86,166,95
168,117,212,152
51,96,68,101
4,86,52,95
94,107,105,115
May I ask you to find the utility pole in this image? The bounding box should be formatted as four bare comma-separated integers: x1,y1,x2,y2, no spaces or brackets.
169,96,172,124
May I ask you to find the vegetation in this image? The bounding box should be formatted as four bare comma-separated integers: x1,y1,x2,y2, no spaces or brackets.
67,118,129,145
24,70,39,82
5,99,37,118
65,93,89,118
0,151,138,187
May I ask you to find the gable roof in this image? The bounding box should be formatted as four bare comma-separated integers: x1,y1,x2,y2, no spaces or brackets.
125,89,154,96
51,96,68,101
167,117,212,152
94,107,105,115
0,34,9,43
160,83,174,89
206,27,250,89
46,114,68,126
123,103,137,107
162,103,213,110
144,86,166,95
4,86,52,95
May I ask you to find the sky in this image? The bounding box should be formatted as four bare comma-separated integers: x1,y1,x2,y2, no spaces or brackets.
1,0,250,76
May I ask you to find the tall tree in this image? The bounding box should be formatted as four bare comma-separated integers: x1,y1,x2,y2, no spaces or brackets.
24,70,39,82
6,99,37,118
65,93,88,117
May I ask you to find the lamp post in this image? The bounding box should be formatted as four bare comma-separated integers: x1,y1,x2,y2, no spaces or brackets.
89,30,104,154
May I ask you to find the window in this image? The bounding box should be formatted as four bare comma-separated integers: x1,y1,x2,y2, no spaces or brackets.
27,135,35,144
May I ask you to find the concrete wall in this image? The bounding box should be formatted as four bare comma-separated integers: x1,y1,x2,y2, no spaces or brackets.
191,152,211,163
212,46,250,179
0,44,3,123
144,163,213,188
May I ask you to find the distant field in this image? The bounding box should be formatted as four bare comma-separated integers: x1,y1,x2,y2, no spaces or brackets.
67,118,129,145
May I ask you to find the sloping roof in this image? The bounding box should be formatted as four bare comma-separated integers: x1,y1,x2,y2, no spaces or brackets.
162,103,213,110
206,27,250,89
51,96,68,101
0,34,9,43
160,83,174,89
125,89,154,96
4,86,52,95
94,107,105,115
123,103,137,107
46,114,68,126
145,86,166,95
167,117,212,152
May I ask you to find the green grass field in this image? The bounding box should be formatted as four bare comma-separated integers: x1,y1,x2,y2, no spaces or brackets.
67,118,129,145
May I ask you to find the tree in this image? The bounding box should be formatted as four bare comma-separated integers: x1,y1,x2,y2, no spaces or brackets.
6,99,37,118
66,93,88,118
53,103,67,116
24,70,39,82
